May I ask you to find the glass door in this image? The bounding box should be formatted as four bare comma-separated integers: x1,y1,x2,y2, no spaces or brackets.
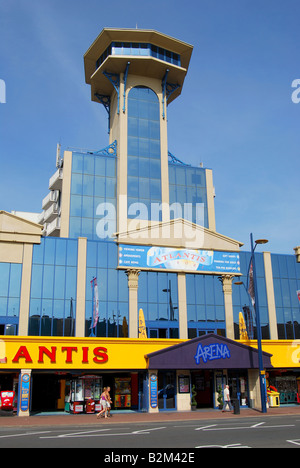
158,371,176,410
228,371,249,407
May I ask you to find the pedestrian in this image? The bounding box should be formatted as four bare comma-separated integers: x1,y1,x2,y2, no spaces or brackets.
222,385,233,412
97,387,108,419
106,386,113,417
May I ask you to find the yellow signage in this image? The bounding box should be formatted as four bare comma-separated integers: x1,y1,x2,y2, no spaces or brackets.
0,336,182,370
239,312,249,341
1,336,300,371
138,309,148,339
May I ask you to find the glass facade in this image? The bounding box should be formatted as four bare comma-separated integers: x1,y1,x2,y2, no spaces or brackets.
85,240,129,338
23,237,300,341
29,237,78,336
169,164,208,227
138,271,179,338
127,86,162,221
272,254,300,339
186,274,226,338
96,42,181,70
69,151,117,240
232,252,270,340
0,262,22,335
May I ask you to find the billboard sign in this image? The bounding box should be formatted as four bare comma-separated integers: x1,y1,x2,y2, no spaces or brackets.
118,244,240,274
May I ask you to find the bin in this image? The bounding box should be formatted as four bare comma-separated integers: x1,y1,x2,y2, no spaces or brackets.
232,398,240,415
269,392,280,408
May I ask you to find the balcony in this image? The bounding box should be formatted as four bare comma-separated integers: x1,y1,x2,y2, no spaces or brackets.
42,190,59,210
37,211,45,225
43,203,60,224
49,168,63,191
44,217,61,237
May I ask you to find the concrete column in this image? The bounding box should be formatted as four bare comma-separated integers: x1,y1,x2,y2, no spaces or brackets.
18,244,33,336
126,269,140,338
294,246,300,263
176,370,191,411
75,237,87,337
60,150,72,238
263,252,278,340
221,275,235,340
248,369,261,411
205,169,216,232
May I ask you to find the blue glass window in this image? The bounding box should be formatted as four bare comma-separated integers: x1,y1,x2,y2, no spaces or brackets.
138,271,179,338
232,252,269,340
96,43,181,70
186,273,225,338
169,164,208,227
69,152,117,240
29,238,78,337
271,254,300,340
127,86,162,221
85,241,128,338
0,262,22,335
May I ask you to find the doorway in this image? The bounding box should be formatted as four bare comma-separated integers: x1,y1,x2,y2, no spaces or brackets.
191,370,214,408
228,370,249,407
31,374,61,412
158,371,176,410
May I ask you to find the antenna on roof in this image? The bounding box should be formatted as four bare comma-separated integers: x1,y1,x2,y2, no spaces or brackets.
56,142,62,168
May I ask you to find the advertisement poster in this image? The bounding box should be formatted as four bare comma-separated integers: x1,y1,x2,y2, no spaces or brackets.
150,374,158,409
115,378,131,408
118,244,240,274
19,373,31,413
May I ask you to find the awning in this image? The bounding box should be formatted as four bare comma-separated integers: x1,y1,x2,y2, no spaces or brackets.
146,334,273,370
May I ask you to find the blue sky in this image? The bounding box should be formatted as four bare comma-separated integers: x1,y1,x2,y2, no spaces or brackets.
0,0,299,254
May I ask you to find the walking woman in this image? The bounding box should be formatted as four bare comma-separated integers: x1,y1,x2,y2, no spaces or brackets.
97,387,108,419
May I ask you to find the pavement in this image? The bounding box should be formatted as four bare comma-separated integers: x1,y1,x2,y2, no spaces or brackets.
1,406,300,428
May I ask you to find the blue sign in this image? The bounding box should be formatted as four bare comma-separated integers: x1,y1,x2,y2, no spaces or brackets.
118,245,240,274
150,373,158,409
194,343,231,365
19,373,31,412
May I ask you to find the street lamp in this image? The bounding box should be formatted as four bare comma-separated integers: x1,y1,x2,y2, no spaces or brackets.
251,234,268,413
235,234,268,414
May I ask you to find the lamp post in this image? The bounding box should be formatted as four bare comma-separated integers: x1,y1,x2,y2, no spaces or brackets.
250,234,268,413
235,234,268,414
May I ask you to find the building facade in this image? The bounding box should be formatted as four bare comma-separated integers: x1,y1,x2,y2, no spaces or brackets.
0,28,300,416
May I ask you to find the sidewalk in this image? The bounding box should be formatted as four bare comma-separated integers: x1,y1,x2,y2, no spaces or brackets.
1,406,300,428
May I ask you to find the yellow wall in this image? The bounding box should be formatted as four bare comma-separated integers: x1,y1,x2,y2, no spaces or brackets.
239,340,300,369
1,336,300,372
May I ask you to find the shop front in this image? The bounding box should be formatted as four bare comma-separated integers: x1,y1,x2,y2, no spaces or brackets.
0,335,182,416
146,334,273,411
28,370,140,414
3,334,300,416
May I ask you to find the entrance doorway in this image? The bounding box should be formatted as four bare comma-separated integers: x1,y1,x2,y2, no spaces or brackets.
191,370,214,408
228,370,249,407
158,371,176,410
31,374,61,412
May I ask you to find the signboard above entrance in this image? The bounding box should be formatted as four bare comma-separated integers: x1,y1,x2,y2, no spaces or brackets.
118,244,240,274
146,334,273,370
